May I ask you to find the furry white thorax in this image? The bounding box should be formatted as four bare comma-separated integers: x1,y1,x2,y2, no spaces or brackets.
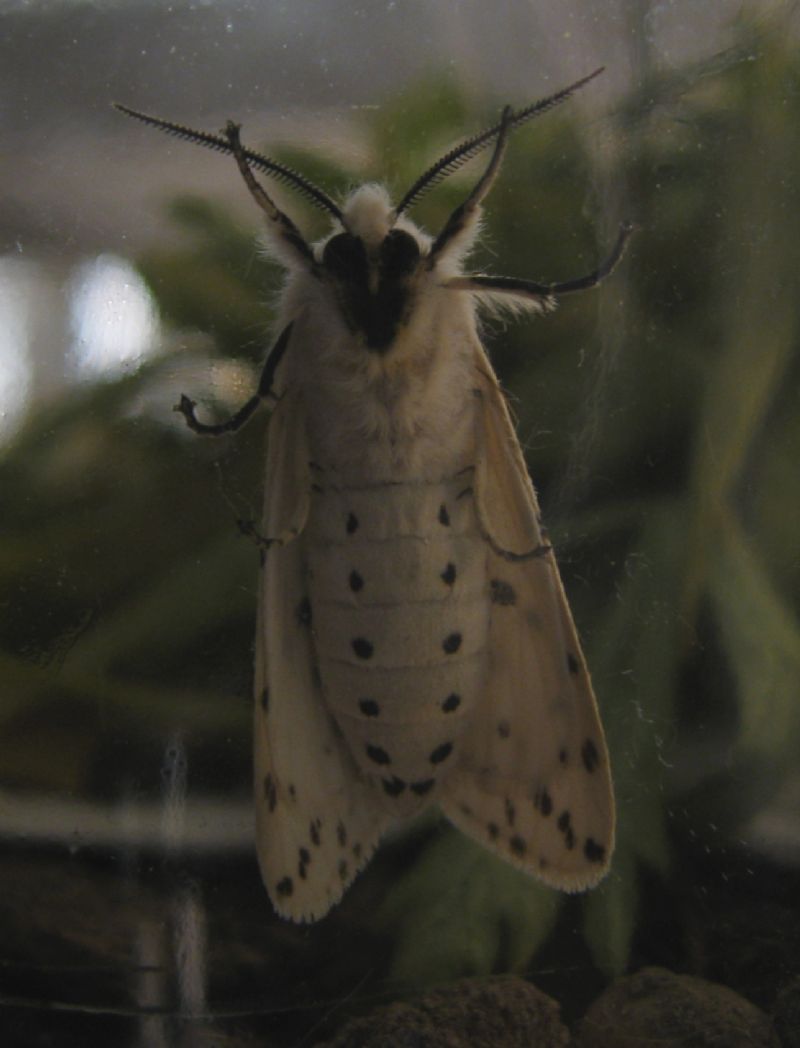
276,184,480,485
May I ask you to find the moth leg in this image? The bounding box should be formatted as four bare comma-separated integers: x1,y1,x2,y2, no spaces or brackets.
481,530,553,563
546,220,635,294
223,121,315,266
451,221,635,300
175,321,294,436
237,517,303,550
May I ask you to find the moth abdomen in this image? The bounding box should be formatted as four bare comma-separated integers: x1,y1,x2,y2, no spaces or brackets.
311,592,488,668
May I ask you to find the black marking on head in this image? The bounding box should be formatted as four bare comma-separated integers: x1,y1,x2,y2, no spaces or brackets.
438,504,450,526
352,637,374,660
322,229,420,352
559,748,568,765
382,776,407,797
298,847,310,880
430,741,453,765
539,856,549,870
456,486,473,500
537,789,553,817
338,859,349,883
505,798,516,827
359,698,380,717
411,779,435,796
346,512,359,534
276,876,293,898
352,842,362,859
566,652,580,675
260,687,270,713
337,821,347,847
487,822,499,840
585,838,606,864
565,827,575,850
497,720,510,739
442,692,461,713
440,562,457,586
582,738,599,773
264,774,277,813
490,579,517,606
381,227,421,278
510,835,527,857
442,632,462,654
349,569,364,593
310,819,321,847
296,596,312,627
366,743,391,766
288,783,297,800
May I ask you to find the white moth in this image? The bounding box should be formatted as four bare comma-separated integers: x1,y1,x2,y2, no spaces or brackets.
117,69,630,922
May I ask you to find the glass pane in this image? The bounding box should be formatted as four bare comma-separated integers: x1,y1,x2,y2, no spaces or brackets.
2,2,797,1044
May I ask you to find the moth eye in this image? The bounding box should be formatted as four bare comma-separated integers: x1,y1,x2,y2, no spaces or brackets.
322,232,367,277
380,228,420,277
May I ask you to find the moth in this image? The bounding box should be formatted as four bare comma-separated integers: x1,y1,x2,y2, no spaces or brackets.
117,68,630,921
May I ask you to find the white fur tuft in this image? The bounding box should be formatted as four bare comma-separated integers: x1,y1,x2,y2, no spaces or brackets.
341,184,394,246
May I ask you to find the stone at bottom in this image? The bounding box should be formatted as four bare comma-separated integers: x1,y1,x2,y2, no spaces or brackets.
576,966,780,1048
316,975,568,1048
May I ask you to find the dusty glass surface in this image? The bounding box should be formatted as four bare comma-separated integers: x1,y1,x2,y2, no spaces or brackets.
1,1,799,1044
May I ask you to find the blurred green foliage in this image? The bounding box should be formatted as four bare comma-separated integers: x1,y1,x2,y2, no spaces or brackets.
1,15,799,993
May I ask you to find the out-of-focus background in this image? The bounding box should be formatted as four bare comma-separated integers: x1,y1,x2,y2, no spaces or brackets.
2,2,800,1045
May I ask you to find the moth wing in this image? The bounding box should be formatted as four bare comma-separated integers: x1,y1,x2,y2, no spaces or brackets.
439,357,614,890
254,389,394,921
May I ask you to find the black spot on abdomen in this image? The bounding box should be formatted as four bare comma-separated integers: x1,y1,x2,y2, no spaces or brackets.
349,570,364,593
366,744,391,766
352,637,374,660
382,776,407,797
442,632,462,655
440,562,457,586
430,741,453,765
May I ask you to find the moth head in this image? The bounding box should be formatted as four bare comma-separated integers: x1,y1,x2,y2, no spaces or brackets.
316,185,429,352
114,70,629,354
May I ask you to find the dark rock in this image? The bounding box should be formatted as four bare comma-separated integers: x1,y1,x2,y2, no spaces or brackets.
576,966,780,1047
316,975,568,1047
773,975,800,1048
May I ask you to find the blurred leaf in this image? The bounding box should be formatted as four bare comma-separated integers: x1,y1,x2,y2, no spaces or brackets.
712,515,800,762
378,823,560,985
583,844,639,977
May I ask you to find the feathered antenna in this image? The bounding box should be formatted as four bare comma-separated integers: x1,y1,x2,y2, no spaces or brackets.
113,103,343,221
394,68,604,216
